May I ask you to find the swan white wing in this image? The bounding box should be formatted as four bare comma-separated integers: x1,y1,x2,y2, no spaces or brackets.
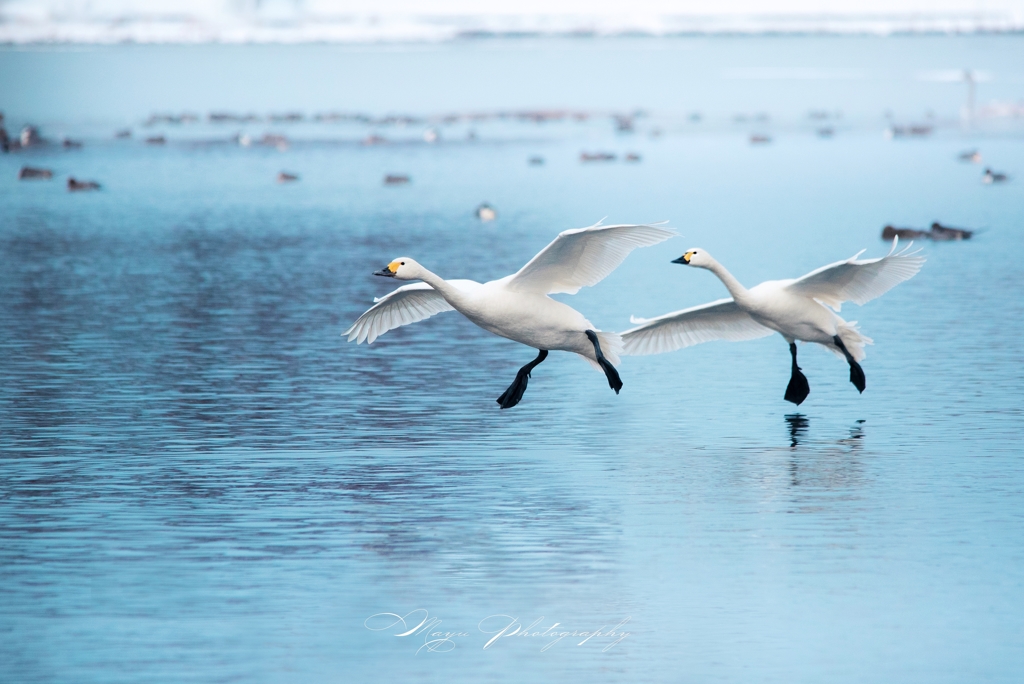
786,238,925,311
506,222,676,295
344,280,481,344
621,298,774,356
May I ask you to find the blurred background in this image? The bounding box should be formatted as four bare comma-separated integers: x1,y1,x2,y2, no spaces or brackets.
3,0,1024,41
2,3,1023,683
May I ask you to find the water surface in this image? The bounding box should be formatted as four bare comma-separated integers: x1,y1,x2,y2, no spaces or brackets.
2,36,1024,683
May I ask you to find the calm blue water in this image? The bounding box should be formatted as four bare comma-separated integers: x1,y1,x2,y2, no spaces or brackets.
1,37,1024,683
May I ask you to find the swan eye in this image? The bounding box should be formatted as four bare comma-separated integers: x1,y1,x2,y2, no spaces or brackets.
400,261,406,265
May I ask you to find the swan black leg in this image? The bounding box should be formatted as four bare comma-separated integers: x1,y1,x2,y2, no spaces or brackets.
833,335,866,393
585,330,623,394
496,349,549,409
784,342,811,405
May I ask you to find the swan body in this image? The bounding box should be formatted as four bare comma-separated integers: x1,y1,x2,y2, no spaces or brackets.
391,275,601,359
346,222,675,407
622,237,925,404
729,279,863,353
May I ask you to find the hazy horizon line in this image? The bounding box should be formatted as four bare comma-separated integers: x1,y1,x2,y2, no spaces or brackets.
2,10,1023,45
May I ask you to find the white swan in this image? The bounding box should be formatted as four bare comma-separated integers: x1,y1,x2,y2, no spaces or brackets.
621,238,925,405
346,222,676,408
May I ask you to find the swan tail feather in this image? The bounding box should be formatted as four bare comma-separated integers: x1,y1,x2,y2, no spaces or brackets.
830,320,873,362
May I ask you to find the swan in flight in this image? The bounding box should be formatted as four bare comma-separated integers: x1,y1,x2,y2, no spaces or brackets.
346,222,676,408
622,238,924,405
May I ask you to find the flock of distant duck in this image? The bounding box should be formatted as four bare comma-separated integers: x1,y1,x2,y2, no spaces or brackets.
16,163,101,191
957,148,1010,184
6,109,1013,194
346,224,925,408
883,222,973,242
7,114,1011,195
4,119,107,191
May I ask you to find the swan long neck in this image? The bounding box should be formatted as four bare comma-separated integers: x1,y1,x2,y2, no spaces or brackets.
416,268,468,307
705,257,749,301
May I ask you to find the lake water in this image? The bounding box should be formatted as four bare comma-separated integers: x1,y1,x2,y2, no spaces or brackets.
1,36,1023,683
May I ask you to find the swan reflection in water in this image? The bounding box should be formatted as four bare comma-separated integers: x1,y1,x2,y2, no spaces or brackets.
785,414,865,448
781,416,868,493
785,413,811,447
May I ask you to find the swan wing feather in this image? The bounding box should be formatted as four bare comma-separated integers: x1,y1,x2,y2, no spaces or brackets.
786,237,925,311
621,298,774,356
344,280,481,344
507,222,676,295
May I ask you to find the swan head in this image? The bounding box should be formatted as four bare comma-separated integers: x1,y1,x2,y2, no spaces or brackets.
672,249,712,268
374,257,424,280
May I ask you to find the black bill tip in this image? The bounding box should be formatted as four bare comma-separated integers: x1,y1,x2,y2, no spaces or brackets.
373,268,396,277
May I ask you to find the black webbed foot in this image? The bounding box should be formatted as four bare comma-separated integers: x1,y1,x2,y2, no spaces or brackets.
585,330,623,394
496,349,548,409
784,342,810,405
598,357,623,394
496,369,530,409
848,361,866,393
785,368,810,405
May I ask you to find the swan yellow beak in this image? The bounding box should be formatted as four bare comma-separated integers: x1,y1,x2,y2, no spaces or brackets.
373,261,400,277
672,251,695,265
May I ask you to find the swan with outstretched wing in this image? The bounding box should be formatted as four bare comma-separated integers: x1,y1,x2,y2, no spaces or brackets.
346,221,675,408
622,237,924,405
